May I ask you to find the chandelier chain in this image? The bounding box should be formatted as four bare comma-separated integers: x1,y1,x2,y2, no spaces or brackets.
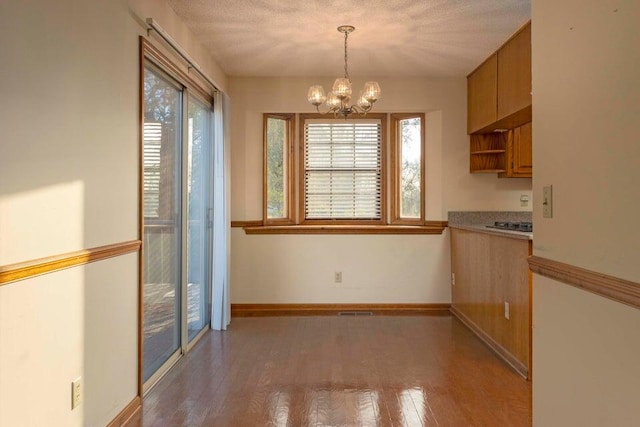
344,30,349,80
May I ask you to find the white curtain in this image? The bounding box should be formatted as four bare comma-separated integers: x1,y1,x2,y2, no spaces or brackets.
211,91,231,330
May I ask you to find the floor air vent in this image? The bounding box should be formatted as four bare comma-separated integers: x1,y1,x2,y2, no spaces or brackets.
338,311,374,316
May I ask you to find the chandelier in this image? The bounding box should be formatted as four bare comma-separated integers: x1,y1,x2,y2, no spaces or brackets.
307,26,381,118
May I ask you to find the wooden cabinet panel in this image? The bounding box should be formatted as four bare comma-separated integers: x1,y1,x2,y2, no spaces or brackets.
513,121,532,175
500,121,532,178
450,228,532,377
498,23,532,120
467,54,497,134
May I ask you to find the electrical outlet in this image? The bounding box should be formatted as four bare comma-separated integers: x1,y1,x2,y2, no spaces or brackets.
543,185,553,218
520,195,529,207
451,273,455,285
71,378,81,410
334,272,342,283
504,302,510,320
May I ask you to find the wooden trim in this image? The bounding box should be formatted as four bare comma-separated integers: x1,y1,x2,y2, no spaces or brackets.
232,303,451,317
298,113,388,225
242,222,447,235
231,220,264,228
528,255,640,309
140,37,212,103
263,113,295,225
450,306,528,379
137,35,145,399
0,240,142,286
106,396,141,427
390,113,426,225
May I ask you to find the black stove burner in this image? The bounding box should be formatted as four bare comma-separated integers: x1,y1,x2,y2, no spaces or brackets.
486,221,533,232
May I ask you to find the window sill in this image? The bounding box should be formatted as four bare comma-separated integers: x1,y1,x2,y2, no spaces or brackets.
231,221,448,235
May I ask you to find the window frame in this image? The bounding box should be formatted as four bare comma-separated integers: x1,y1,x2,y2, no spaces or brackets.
262,113,295,225
298,113,387,225
390,113,426,225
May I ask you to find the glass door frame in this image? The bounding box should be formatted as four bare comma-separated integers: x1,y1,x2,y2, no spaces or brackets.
140,37,215,396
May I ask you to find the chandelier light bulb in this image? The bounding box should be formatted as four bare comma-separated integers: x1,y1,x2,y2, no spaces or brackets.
307,85,326,106
326,92,341,110
332,78,352,100
362,81,381,102
357,91,371,110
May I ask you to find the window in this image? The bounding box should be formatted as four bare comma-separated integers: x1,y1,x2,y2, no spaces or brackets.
300,113,386,224
263,114,294,224
391,113,425,224
254,112,442,234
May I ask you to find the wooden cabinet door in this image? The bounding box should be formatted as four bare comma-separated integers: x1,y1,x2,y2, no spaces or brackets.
497,23,532,120
512,121,532,175
501,122,532,178
467,54,497,133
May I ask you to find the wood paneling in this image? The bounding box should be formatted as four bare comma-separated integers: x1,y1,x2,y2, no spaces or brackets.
108,396,141,427
242,222,447,234
451,306,527,378
467,54,498,133
497,23,532,120
128,316,531,426
0,240,142,286
529,255,640,309
231,303,451,317
450,228,531,377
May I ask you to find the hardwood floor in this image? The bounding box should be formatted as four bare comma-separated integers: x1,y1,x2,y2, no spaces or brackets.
130,315,531,426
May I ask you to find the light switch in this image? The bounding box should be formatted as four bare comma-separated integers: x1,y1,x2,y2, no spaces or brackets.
542,185,553,218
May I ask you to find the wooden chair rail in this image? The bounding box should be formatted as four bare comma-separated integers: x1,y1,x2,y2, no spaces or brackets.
0,240,142,286
528,255,640,309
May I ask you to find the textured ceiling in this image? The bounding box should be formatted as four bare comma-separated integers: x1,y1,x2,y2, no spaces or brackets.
167,0,531,78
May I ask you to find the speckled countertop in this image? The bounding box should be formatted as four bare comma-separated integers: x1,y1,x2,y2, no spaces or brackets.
448,211,533,241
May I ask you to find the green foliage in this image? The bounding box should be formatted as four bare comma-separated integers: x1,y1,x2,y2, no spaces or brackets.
266,118,286,218
400,118,421,218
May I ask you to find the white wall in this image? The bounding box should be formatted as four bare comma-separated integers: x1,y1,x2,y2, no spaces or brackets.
0,0,226,425
531,1,640,425
230,76,532,304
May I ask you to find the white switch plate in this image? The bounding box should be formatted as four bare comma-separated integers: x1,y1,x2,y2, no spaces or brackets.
334,272,342,283
71,377,81,410
542,185,553,218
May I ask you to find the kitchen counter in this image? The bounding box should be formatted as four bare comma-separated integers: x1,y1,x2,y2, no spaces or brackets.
447,211,533,240
449,223,532,240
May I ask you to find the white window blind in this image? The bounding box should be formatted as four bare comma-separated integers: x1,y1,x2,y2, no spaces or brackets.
304,120,382,220
143,122,161,218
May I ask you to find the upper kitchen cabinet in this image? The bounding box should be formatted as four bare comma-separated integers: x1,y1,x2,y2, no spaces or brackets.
497,23,532,120
467,21,532,134
467,54,497,134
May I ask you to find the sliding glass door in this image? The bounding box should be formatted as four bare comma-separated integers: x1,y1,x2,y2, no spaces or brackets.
186,98,212,342
142,64,213,387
